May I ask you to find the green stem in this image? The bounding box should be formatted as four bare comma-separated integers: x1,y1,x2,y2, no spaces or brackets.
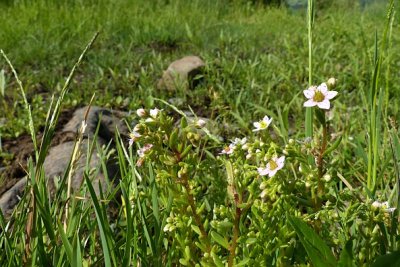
317,122,328,204
306,0,314,164
182,174,211,253
228,193,241,267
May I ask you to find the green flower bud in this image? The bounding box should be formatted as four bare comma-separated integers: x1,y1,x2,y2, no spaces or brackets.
327,77,337,89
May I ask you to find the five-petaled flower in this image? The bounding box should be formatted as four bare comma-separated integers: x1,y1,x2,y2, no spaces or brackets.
253,116,273,132
303,83,338,110
220,144,236,155
257,155,285,177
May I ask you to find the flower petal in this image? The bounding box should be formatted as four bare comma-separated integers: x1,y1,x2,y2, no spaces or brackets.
317,99,331,110
268,169,278,177
303,89,314,98
258,167,269,176
277,156,285,166
318,83,328,94
303,99,317,107
326,91,338,100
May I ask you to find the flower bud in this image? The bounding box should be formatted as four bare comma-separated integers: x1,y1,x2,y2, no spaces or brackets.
195,119,206,128
327,77,337,89
323,174,331,182
136,108,146,117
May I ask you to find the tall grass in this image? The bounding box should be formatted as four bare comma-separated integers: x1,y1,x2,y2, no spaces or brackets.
1,0,400,265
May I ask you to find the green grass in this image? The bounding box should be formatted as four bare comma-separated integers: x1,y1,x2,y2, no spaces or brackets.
0,0,397,138
1,0,400,265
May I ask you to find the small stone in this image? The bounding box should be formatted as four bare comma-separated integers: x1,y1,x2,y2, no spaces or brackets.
157,56,205,91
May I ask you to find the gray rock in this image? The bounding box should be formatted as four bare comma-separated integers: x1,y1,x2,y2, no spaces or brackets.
0,106,128,217
0,178,26,217
43,139,117,196
157,56,205,91
63,106,128,141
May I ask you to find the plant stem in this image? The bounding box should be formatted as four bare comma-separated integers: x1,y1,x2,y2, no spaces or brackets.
317,123,328,199
228,192,241,267
305,0,314,142
181,174,211,253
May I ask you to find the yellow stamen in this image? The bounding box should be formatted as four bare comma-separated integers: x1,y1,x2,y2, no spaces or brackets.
313,90,325,102
269,160,278,170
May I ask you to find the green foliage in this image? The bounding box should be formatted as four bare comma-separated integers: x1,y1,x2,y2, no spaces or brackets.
288,216,336,267
1,0,400,266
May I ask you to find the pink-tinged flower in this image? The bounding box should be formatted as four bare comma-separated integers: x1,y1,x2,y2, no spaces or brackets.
150,108,160,118
128,131,141,146
136,108,146,117
137,143,153,157
220,144,236,155
303,83,338,110
253,116,273,132
257,156,285,177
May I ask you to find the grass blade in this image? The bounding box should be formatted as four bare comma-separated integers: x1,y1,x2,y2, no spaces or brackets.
288,216,336,267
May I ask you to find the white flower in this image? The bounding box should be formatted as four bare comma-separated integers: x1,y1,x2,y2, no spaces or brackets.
372,201,396,213
128,131,141,146
220,144,236,155
253,116,273,132
303,83,338,110
150,108,160,118
232,137,247,146
257,156,285,178
136,108,146,117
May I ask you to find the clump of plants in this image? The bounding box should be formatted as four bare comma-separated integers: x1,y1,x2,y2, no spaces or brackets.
1,0,399,266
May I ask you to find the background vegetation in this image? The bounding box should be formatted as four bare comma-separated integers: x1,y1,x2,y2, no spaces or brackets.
0,0,399,266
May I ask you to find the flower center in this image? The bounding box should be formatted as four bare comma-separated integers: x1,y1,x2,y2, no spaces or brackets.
313,90,325,102
259,121,267,129
269,160,278,170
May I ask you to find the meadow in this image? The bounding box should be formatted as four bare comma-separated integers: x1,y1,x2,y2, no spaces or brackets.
0,0,400,266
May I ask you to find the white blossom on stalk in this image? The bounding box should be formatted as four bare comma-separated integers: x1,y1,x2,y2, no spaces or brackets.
253,116,273,132
303,83,338,110
257,156,285,178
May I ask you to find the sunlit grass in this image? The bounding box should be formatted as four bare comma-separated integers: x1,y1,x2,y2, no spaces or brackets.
1,0,400,265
